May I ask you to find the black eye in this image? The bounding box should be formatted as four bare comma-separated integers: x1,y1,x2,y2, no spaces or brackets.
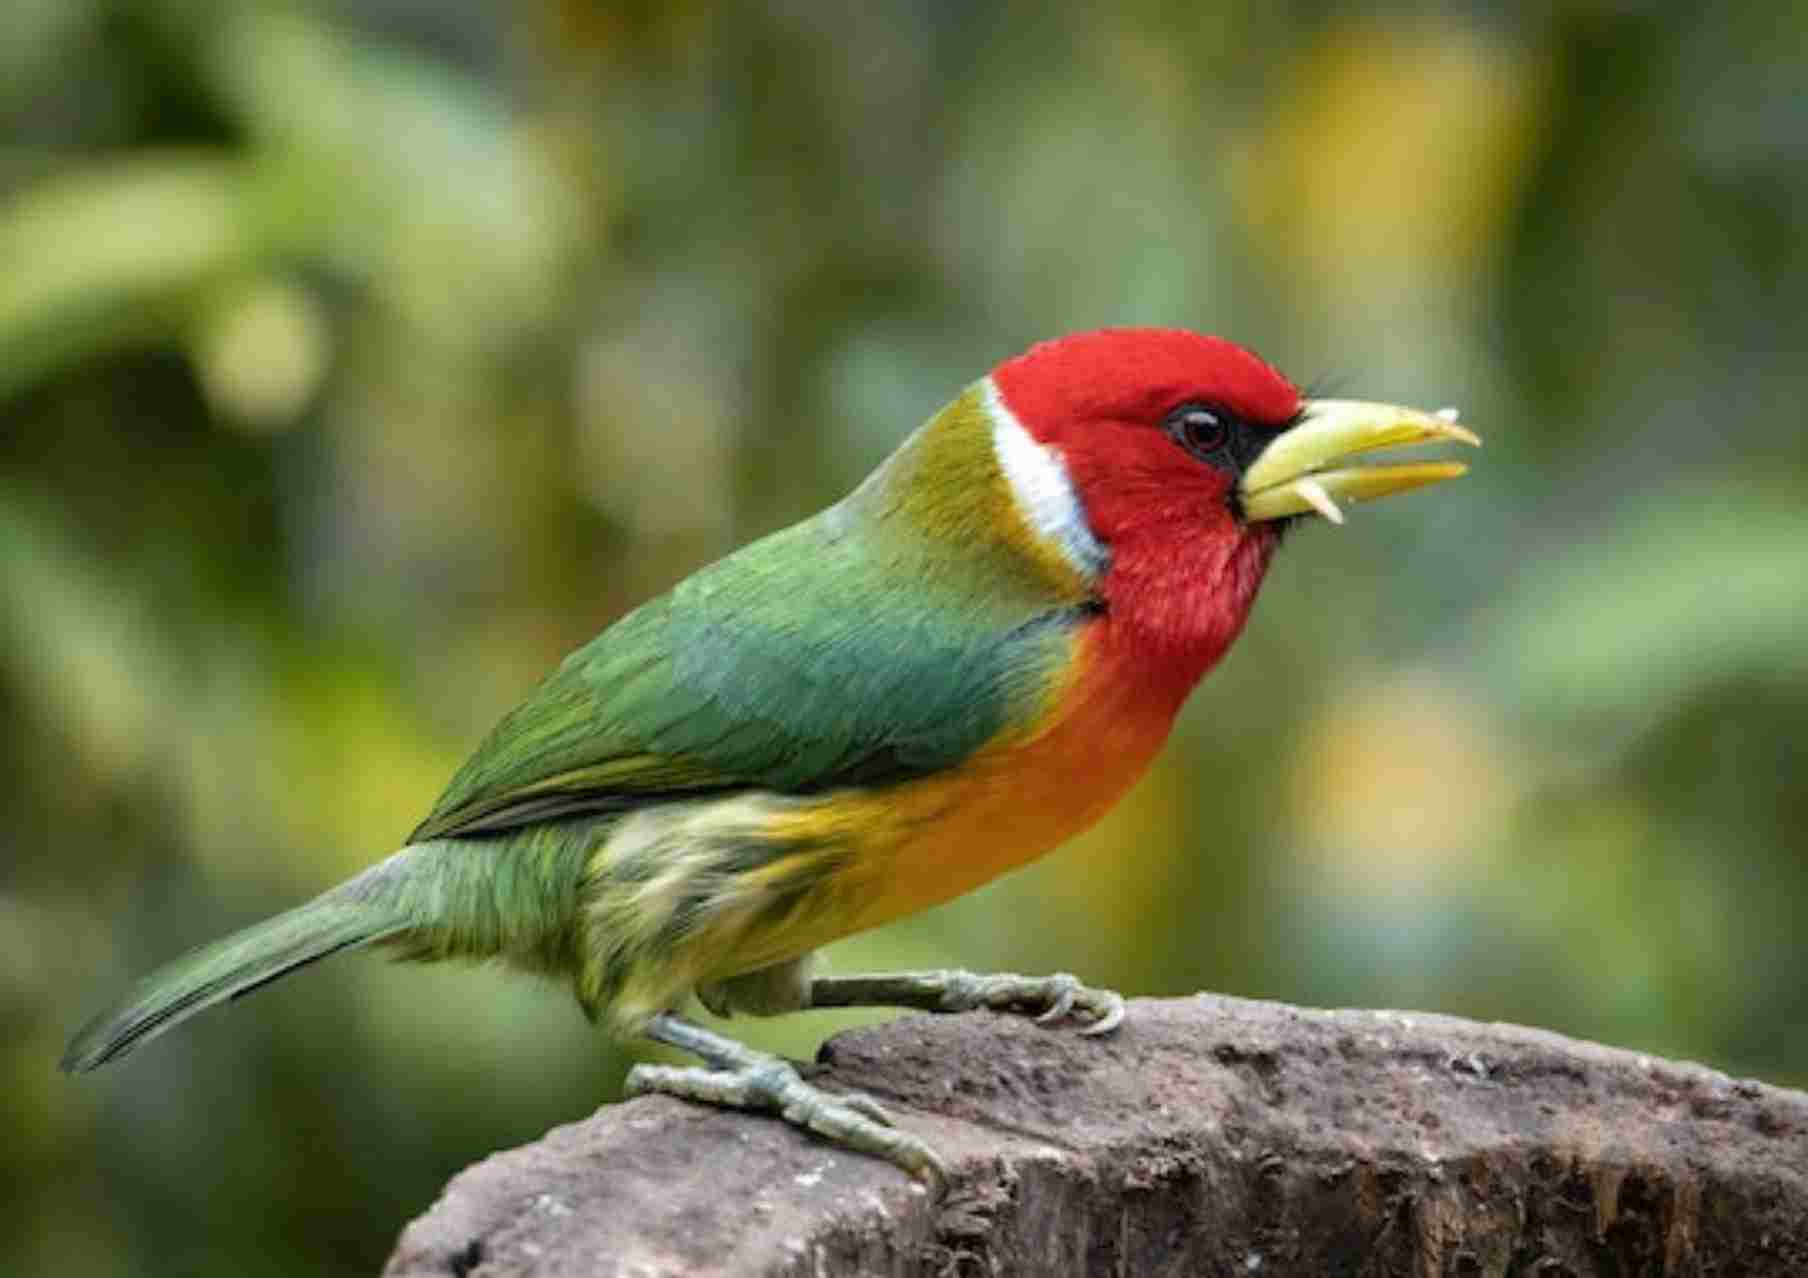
1166,405,1230,459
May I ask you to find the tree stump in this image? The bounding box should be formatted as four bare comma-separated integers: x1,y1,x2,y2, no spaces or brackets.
384,994,1808,1276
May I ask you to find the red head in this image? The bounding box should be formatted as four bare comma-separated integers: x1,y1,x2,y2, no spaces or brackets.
988,328,1304,685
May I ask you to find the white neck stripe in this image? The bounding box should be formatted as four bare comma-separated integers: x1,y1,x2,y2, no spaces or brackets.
983,378,1109,581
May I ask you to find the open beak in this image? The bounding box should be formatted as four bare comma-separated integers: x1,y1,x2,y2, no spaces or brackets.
1239,399,1481,525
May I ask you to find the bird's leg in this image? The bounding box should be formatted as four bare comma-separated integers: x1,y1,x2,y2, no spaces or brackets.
625,1011,947,1194
807,969,1126,1035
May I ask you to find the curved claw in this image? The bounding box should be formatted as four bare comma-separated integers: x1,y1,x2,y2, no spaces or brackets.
998,972,1123,1035
1077,989,1126,1036
1032,974,1080,1024
908,1145,950,1200
838,1090,895,1127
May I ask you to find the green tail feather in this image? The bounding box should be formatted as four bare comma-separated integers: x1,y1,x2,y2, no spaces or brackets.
61,869,417,1074
63,828,601,1072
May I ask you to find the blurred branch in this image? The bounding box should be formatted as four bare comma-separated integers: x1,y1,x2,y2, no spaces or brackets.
385,995,1808,1276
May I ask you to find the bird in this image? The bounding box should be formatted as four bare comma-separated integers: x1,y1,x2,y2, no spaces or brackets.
61,327,1477,1191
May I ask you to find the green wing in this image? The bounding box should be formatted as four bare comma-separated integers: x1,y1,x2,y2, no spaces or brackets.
410,502,1085,843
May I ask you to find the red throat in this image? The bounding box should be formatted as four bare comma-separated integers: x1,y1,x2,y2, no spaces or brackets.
991,328,1298,706
1092,522,1281,709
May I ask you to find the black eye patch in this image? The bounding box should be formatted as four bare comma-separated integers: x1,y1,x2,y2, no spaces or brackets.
1161,403,1273,476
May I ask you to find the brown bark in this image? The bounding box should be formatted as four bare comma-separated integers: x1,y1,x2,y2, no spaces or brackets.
384,994,1808,1276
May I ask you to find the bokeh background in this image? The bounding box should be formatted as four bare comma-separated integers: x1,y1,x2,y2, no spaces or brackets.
4,1,1805,1273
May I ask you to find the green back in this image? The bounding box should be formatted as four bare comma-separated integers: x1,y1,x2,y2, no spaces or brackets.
411,419,1093,842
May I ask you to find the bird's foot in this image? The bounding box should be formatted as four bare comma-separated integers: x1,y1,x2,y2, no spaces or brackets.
809,969,1125,1036
628,1012,947,1195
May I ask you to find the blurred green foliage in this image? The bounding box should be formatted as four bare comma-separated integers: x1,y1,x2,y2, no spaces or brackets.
4,2,1806,1273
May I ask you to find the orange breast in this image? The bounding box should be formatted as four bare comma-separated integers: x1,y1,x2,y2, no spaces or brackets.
764,618,1183,945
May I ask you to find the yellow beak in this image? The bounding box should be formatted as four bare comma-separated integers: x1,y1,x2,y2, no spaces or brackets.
1239,399,1481,524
